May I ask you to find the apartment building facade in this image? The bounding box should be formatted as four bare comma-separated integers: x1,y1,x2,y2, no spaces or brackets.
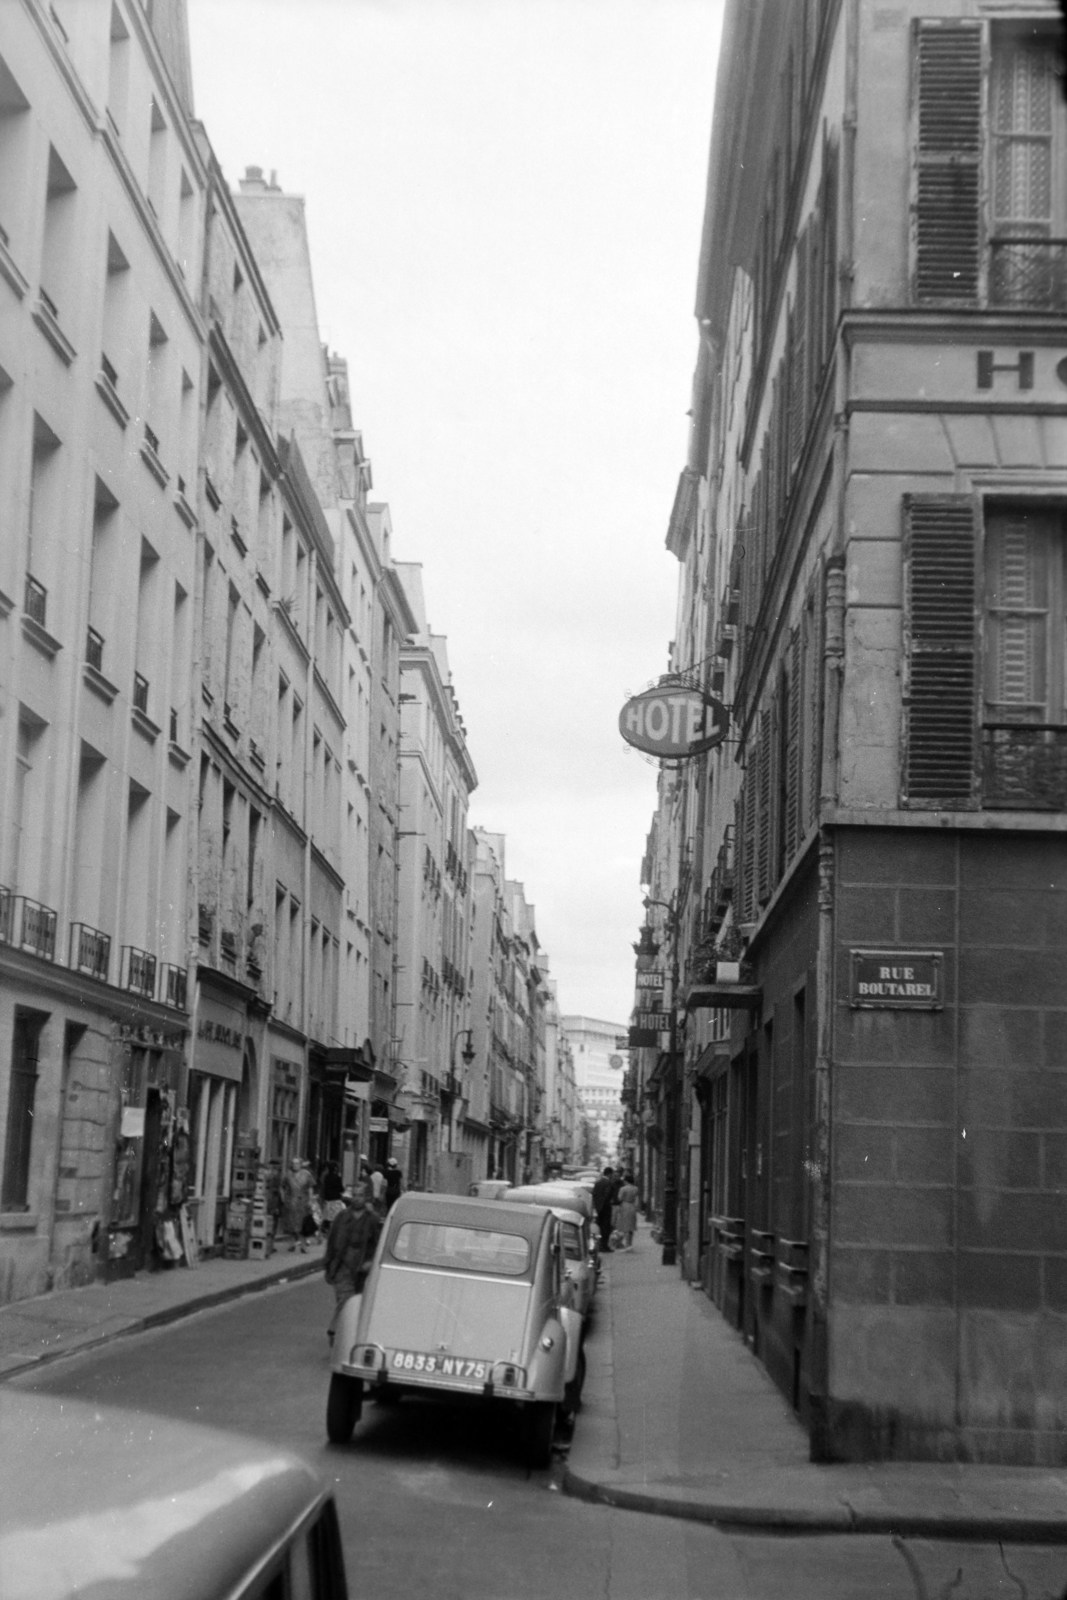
0,0,205,1295
641,0,1067,1464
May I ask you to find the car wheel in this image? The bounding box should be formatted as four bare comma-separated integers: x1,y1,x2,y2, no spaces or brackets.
326,1374,363,1443
524,1401,557,1469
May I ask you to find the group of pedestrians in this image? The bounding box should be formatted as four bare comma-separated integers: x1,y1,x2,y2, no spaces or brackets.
592,1166,639,1253
279,1154,404,1254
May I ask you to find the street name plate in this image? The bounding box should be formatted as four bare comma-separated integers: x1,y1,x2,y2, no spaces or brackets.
849,949,943,1009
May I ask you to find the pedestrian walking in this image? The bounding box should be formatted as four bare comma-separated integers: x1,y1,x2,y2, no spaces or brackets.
384,1157,403,1211
592,1167,615,1253
368,1163,387,1213
281,1158,315,1252
615,1173,639,1249
324,1184,381,1343
320,1160,345,1232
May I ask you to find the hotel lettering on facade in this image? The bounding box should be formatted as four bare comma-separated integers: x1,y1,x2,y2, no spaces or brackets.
632,0,1067,1465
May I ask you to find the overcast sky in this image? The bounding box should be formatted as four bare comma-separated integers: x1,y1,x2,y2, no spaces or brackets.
187,0,723,1027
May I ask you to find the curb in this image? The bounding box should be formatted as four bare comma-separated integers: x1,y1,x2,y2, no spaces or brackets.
0,1255,324,1384
560,1467,1067,1544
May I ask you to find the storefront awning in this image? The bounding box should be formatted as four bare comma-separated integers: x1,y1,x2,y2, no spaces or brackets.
320,1046,374,1082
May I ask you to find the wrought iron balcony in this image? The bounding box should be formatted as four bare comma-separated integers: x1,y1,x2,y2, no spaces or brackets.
162,962,187,1010
24,573,46,627
69,921,111,981
982,723,1067,810
989,237,1067,313
3,895,58,960
122,945,157,998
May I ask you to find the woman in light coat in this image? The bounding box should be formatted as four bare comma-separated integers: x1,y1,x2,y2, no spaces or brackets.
615,1173,639,1250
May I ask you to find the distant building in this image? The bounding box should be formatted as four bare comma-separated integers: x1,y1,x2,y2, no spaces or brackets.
562,1017,628,1167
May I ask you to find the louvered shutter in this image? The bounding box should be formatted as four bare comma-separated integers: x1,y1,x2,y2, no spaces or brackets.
902,495,979,805
783,629,802,860
737,763,758,924
803,586,822,830
912,20,984,305
756,708,773,903
790,239,809,473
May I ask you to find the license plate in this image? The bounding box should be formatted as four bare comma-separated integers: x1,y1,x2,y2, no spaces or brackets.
389,1350,489,1381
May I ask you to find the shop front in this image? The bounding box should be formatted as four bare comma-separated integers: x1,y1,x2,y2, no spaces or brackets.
103,1025,186,1278
187,985,247,1252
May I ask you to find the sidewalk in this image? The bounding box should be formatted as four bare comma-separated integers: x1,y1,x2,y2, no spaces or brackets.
564,1227,1067,1543
0,1238,325,1381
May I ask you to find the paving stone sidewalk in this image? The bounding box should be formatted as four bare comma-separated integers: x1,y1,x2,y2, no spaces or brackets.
0,1238,325,1380
564,1229,1067,1543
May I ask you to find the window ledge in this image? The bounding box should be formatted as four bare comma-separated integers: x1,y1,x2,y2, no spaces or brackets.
174,488,197,528
32,296,76,365
95,370,129,429
140,440,170,489
83,661,119,703
204,473,221,512
255,571,271,599
0,1212,38,1232
168,738,191,768
22,612,62,660
0,588,14,618
132,706,161,743
0,237,28,300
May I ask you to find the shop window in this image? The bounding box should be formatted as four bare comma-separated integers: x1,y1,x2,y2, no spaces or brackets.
2,1009,47,1211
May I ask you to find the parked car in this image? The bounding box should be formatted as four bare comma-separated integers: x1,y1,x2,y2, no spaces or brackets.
0,1391,348,1600
503,1183,599,1318
327,1192,584,1465
467,1178,512,1200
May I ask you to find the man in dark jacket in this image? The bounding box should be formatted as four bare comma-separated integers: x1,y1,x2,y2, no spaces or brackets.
384,1158,404,1210
592,1167,615,1252
325,1184,381,1342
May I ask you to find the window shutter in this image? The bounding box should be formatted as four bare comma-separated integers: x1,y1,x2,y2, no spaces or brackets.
756,708,773,904
912,20,984,304
789,236,809,472
783,628,802,861
803,583,822,831
902,495,978,805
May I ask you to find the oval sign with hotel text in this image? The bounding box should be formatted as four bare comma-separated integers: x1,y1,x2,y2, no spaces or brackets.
619,681,728,758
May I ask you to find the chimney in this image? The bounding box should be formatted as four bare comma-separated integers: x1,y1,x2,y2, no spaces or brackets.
239,165,267,192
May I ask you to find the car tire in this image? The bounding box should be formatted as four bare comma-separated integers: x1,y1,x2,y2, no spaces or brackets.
524,1401,557,1469
326,1374,363,1443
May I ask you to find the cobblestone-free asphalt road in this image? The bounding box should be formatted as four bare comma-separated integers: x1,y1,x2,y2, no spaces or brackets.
12,1275,1067,1600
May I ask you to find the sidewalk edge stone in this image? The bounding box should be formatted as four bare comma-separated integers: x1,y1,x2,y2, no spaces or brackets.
0,1256,323,1385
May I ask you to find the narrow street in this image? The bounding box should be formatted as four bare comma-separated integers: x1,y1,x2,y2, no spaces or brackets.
11,1276,1067,1600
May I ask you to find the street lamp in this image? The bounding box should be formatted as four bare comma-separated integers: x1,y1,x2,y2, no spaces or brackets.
444,1028,476,1153
642,895,680,1269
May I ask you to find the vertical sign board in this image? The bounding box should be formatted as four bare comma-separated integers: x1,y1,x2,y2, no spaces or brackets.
849,950,943,1008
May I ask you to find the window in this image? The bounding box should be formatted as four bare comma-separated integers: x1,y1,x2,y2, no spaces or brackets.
2,1010,46,1211
134,538,159,719
902,495,1067,812
147,98,166,220
912,19,1067,311
0,54,31,261
40,144,77,328
391,1223,530,1276
106,3,129,132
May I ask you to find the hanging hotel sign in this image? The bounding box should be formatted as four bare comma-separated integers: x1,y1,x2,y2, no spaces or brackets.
635,970,665,991
849,950,943,1010
618,679,728,759
632,1009,671,1032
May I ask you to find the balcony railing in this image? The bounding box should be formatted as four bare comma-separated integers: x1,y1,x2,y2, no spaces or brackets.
982,723,1067,810
86,625,104,672
122,945,157,998
162,962,187,1010
0,894,58,960
132,672,149,714
69,921,111,981
989,237,1067,313
24,573,47,627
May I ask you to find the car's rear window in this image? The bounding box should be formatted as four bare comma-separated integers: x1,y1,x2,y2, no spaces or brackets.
391,1222,530,1276
562,1221,583,1260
